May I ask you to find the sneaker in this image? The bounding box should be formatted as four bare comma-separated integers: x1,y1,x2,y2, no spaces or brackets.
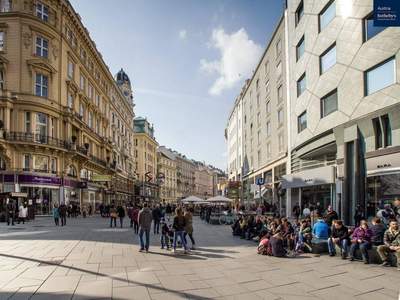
381,261,390,267
139,248,144,252
350,257,354,261
329,253,335,257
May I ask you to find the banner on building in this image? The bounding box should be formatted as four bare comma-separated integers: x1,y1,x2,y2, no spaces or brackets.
374,0,400,26
91,175,112,182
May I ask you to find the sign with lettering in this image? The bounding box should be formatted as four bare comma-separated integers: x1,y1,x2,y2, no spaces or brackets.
374,0,400,26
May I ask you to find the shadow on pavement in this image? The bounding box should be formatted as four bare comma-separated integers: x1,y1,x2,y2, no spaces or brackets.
0,253,211,300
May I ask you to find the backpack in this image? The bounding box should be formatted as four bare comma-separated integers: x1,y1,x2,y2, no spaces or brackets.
257,237,272,255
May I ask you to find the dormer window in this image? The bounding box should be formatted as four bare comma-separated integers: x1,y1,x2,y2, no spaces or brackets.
36,2,49,22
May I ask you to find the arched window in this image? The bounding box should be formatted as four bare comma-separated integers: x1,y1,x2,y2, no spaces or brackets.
80,168,88,180
0,156,6,170
67,165,77,177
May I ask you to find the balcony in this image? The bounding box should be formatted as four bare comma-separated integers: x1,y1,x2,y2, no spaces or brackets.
89,154,107,167
5,132,72,150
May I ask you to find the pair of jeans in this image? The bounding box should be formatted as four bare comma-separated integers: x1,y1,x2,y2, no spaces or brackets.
139,228,150,250
161,234,169,248
183,232,195,247
173,231,187,250
133,221,139,234
154,220,160,234
110,217,116,227
350,241,371,261
61,215,66,226
54,217,59,226
119,217,124,228
328,238,348,256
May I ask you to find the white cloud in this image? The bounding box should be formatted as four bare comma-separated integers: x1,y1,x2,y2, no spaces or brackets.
179,29,187,40
200,28,263,96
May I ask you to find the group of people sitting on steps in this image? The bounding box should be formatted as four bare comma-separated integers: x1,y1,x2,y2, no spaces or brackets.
231,204,400,270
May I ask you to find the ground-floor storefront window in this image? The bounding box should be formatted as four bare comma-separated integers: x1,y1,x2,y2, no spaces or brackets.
300,184,335,213
366,173,400,218
20,186,59,215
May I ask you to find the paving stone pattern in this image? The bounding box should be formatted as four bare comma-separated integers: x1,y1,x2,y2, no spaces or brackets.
0,217,399,299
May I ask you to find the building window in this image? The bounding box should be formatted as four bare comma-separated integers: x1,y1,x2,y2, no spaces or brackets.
382,115,392,147
96,94,100,107
320,43,336,74
321,89,338,118
296,36,305,61
79,102,84,117
319,0,335,31
364,14,387,41
88,111,92,128
295,0,304,26
256,79,260,90
67,61,74,79
0,69,4,90
277,85,283,102
35,112,47,141
276,39,282,56
276,61,282,77
0,31,4,51
23,154,31,171
80,75,86,91
25,111,31,132
298,111,307,133
278,109,284,125
88,84,93,99
36,36,48,58
373,117,383,149
297,73,306,97
36,2,49,22
67,92,73,108
365,57,395,95
0,0,11,12
278,134,284,152
266,143,271,159
50,158,57,174
50,117,56,137
266,121,271,136
257,130,261,145
34,155,48,172
35,74,48,97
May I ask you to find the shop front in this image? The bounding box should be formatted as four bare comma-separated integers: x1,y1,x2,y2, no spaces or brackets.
282,166,336,216
62,177,81,206
365,151,400,219
18,174,61,216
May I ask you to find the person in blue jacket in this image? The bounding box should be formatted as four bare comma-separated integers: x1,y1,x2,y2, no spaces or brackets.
312,214,329,240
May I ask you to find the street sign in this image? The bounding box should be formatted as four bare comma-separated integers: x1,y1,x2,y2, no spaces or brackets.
92,175,112,182
256,177,265,186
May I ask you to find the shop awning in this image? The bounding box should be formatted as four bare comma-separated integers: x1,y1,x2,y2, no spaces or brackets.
281,166,335,189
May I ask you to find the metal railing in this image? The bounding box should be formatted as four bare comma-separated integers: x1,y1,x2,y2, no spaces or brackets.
5,132,72,150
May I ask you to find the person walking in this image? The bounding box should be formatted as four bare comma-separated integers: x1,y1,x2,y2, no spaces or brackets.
59,202,67,226
127,202,134,227
53,203,60,226
6,199,15,226
184,207,196,250
117,205,125,228
133,205,140,234
138,202,153,252
152,204,162,234
173,207,188,254
110,205,117,227
18,202,28,224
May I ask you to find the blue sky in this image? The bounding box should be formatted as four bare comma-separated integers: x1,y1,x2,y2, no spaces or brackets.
70,0,284,170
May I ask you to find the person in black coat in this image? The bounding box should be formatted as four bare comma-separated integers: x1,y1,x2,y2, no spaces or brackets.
328,220,349,258
370,217,385,246
152,205,162,234
117,205,125,228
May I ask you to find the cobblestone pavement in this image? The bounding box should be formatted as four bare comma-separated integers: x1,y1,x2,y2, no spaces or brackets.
0,216,399,300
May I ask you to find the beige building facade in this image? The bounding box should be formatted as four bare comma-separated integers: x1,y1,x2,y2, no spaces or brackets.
133,117,158,201
0,0,136,215
157,146,177,203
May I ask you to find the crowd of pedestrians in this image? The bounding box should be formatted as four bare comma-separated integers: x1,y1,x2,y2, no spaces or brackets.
243,198,400,271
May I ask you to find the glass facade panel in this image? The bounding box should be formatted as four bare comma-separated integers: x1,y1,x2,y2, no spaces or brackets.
366,58,395,95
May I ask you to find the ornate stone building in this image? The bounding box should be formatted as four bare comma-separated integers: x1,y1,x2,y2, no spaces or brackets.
0,0,136,215
157,146,177,204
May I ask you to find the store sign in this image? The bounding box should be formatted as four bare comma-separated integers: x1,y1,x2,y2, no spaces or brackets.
4,174,15,183
374,0,400,26
92,175,112,182
63,178,81,188
366,152,400,176
18,175,61,186
281,166,335,189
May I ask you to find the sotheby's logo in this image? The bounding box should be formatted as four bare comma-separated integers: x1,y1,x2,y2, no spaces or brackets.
374,0,400,26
